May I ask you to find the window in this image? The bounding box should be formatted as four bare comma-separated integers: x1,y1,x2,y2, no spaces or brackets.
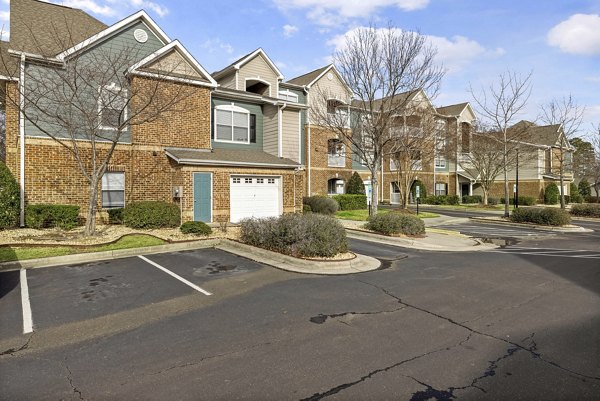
435,157,446,168
215,104,250,143
98,84,127,130
233,177,241,184
328,178,345,195
278,90,298,103
257,178,264,184
390,159,398,171
268,178,275,184
328,139,345,167
102,172,125,208
244,177,252,184
435,183,447,196
250,114,257,143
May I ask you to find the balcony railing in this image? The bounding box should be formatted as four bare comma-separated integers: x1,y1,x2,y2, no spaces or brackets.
328,154,346,167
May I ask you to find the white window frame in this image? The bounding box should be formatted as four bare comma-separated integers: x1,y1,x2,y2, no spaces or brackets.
327,139,346,167
435,182,447,196
98,83,127,131
101,172,125,208
278,89,298,103
214,104,250,144
435,156,446,168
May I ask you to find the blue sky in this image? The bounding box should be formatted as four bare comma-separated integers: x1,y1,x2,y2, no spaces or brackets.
2,0,599,135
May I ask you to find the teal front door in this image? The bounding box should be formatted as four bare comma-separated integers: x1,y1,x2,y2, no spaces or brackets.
193,173,212,222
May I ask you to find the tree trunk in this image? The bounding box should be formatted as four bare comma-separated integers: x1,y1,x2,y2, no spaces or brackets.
370,166,379,216
559,147,565,209
483,190,489,205
84,176,99,236
503,144,510,218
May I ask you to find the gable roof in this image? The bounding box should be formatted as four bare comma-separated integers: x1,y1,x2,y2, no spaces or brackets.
510,120,567,147
351,89,429,111
128,40,217,88
9,0,107,57
287,65,330,87
212,48,283,80
0,40,19,79
436,102,469,116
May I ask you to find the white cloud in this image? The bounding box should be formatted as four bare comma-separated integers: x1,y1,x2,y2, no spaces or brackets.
547,14,600,55
128,0,169,17
283,24,299,37
273,0,429,27
584,105,600,119
61,0,117,17
328,27,504,74
200,38,234,55
586,76,600,83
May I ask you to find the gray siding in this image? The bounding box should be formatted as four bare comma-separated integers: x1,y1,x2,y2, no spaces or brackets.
263,104,278,156
211,98,263,151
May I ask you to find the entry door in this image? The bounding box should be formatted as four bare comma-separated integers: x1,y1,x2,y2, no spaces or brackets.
193,173,212,222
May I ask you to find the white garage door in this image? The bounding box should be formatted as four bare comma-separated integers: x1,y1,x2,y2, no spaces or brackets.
230,176,281,222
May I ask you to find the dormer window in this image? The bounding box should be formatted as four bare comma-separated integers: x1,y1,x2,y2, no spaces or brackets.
278,90,298,103
245,78,271,96
215,104,251,143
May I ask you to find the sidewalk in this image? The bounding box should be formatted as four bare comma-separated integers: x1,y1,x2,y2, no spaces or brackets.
469,216,592,232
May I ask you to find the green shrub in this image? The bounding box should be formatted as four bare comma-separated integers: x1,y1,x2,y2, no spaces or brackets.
26,204,80,230
569,183,582,203
544,183,559,205
346,172,365,195
500,196,537,206
410,180,427,199
123,201,180,229
462,195,482,204
107,208,124,224
302,195,339,215
578,179,591,197
303,204,312,213
365,212,425,236
239,213,347,258
0,161,20,229
332,194,367,210
584,195,599,203
180,221,212,236
510,207,571,226
571,203,600,218
487,197,499,205
421,195,459,205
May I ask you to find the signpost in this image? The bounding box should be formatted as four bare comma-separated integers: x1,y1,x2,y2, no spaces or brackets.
415,186,421,215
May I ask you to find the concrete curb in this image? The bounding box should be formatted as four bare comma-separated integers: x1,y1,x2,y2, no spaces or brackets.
469,217,593,232
0,239,381,275
346,229,497,252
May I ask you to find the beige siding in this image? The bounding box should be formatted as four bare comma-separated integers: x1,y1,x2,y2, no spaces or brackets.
309,70,351,124
263,104,279,156
145,50,203,79
238,54,279,96
218,72,237,89
282,109,300,162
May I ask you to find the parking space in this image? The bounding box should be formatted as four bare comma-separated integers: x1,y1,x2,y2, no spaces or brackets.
0,248,266,338
436,223,557,239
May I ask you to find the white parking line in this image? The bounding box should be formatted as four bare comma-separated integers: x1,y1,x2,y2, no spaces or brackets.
488,250,600,259
138,255,212,296
20,269,33,334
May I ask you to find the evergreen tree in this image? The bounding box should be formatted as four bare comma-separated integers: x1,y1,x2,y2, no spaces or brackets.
346,172,365,195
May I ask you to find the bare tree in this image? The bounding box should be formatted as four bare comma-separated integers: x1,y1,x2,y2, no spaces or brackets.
539,95,585,208
311,24,444,215
2,23,197,235
470,70,532,217
590,124,600,201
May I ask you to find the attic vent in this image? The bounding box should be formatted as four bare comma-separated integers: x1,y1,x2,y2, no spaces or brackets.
327,72,333,81
134,29,148,43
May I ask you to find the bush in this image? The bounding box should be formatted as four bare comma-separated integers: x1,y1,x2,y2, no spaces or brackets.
571,203,600,218
411,180,427,199
365,212,425,236
487,197,499,205
510,207,571,226
499,196,537,206
421,195,459,205
303,204,312,213
180,221,212,236
239,213,347,258
544,183,559,205
0,161,20,229
26,204,80,230
462,195,482,204
123,201,180,229
569,183,583,203
346,172,365,195
107,208,124,224
302,195,339,215
578,179,591,197
332,194,367,210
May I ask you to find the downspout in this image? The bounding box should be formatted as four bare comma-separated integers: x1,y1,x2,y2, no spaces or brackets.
455,116,459,197
278,102,287,158
306,89,311,195
19,54,25,227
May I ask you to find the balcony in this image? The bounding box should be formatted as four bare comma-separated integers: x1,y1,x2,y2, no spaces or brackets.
328,154,346,167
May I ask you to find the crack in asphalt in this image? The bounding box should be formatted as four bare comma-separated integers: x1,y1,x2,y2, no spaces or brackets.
64,362,85,401
298,333,474,401
0,332,34,357
309,306,407,324
460,293,547,325
360,280,600,382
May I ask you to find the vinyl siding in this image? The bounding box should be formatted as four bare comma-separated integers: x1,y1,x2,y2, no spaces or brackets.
238,54,279,96
263,104,279,156
211,98,263,151
281,109,300,162
218,72,237,90
309,71,351,125
145,50,202,79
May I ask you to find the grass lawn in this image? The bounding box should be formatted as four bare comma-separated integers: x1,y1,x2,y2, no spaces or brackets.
0,234,166,263
422,204,505,211
336,209,439,221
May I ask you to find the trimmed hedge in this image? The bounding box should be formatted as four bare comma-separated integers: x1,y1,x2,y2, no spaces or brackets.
332,194,367,210
510,207,571,226
180,221,212,236
421,195,460,205
462,195,482,204
365,212,425,236
302,195,339,215
500,196,537,206
107,208,124,224
487,197,499,205
123,201,181,229
571,203,600,218
0,161,20,229
544,183,559,205
26,204,80,230
239,213,348,258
